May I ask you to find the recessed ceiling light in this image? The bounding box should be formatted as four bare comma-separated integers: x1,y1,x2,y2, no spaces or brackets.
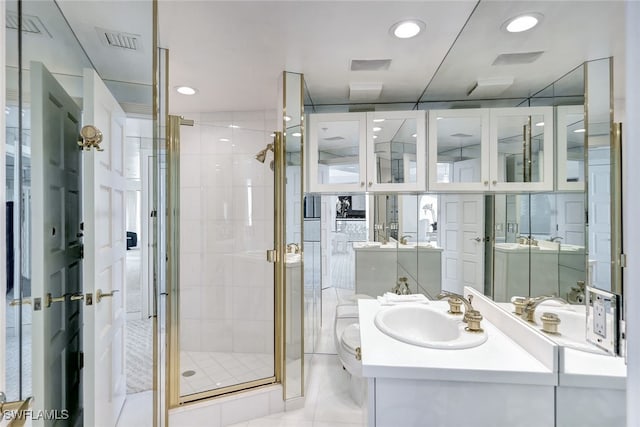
220,138,230,142
228,124,240,129
175,86,197,95
573,128,586,133
373,135,378,139
504,13,543,33
373,118,385,123
436,117,443,120
372,127,382,132
412,133,417,138
292,132,302,137
535,122,544,127
390,19,425,39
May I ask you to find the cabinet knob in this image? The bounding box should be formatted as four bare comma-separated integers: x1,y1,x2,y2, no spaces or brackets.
492,180,497,185
368,181,373,187
360,182,365,187
484,181,489,186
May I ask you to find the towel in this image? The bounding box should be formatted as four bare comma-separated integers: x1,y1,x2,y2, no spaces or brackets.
377,292,429,305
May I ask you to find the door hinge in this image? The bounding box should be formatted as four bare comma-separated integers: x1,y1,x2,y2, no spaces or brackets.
79,244,84,259
78,351,84,370
620,253,627,268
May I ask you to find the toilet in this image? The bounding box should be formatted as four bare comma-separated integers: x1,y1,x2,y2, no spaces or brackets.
334,299,371,406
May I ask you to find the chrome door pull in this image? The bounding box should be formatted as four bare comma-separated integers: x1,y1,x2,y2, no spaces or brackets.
45,293,67,308
9,298,31,307
70,293,84,301
96,289,120,303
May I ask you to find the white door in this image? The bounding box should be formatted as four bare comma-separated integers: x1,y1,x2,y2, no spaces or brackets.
588,149,611,289
31,61,84,425
556,193,586,245
82,68,127,426
440,194,485,294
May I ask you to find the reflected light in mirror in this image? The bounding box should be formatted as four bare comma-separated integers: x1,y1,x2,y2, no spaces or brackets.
373,126,382,132
175,85,197,95
574,128,586,133
535,122,544,127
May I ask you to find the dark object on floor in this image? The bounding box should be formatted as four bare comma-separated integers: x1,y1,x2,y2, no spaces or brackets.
127,231,138,250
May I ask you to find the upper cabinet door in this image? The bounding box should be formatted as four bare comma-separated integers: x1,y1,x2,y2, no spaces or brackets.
428,109,490,192
366,110,426,192
489,106,554,191
308,112,367,193
556,105,585,191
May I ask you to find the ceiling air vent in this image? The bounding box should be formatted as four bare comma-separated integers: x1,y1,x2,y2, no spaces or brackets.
6,12,51,37
99,27,142,51
450,133,473,138
467,77,514,97
349,83,383,102
350,59,391,71
493,51,544,66
322,136,345,141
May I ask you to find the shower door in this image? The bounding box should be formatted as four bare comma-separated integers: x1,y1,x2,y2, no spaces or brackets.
167,114,279,405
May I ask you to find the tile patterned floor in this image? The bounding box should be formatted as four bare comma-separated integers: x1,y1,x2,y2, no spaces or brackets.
180,351,274,396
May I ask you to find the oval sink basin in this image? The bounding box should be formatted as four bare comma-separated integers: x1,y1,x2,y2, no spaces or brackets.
374,305,488,349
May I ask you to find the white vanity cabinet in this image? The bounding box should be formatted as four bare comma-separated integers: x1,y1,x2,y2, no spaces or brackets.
428,106,554,192
308,111,426,193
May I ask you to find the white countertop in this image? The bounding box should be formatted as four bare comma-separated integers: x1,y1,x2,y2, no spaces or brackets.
559,347,627,389
353,242,443,251
494,301,627,388
358,299,556,386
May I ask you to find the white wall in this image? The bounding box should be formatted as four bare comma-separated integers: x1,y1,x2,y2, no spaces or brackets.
625,2,640,425
179,111,276,355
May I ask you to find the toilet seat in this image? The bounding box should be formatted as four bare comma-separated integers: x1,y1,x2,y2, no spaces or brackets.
340,323,361,355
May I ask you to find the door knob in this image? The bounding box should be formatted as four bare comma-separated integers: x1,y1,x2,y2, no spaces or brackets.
45,293,67,308
96,289,120,303
471,237,483,242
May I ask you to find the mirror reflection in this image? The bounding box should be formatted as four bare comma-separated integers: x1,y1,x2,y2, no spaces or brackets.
434,115,483,184
371,117,417,185
494,113,546,183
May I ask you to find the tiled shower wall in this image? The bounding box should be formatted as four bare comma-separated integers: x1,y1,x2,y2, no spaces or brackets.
179,111,276,354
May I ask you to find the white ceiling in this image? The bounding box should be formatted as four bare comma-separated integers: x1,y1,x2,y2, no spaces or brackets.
12,1,626,116
155,1,626,115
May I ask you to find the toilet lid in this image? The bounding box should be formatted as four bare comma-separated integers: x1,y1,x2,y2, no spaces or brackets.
341,323,361,354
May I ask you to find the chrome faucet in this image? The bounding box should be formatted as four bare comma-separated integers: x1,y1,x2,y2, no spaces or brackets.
286,243,301,254
436,291,484,332
522,295,568,323
548,236,563,242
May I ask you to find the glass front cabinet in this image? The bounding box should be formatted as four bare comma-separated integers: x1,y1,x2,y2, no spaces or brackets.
308,110,426,193
428,106,554,192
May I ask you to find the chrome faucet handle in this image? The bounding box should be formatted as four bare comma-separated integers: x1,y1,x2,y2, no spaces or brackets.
523,295,568,322
436,291,474,318
464,309,484,333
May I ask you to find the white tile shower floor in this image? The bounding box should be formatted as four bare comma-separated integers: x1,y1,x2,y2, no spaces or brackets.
180,351,275,395
117,354,366,427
